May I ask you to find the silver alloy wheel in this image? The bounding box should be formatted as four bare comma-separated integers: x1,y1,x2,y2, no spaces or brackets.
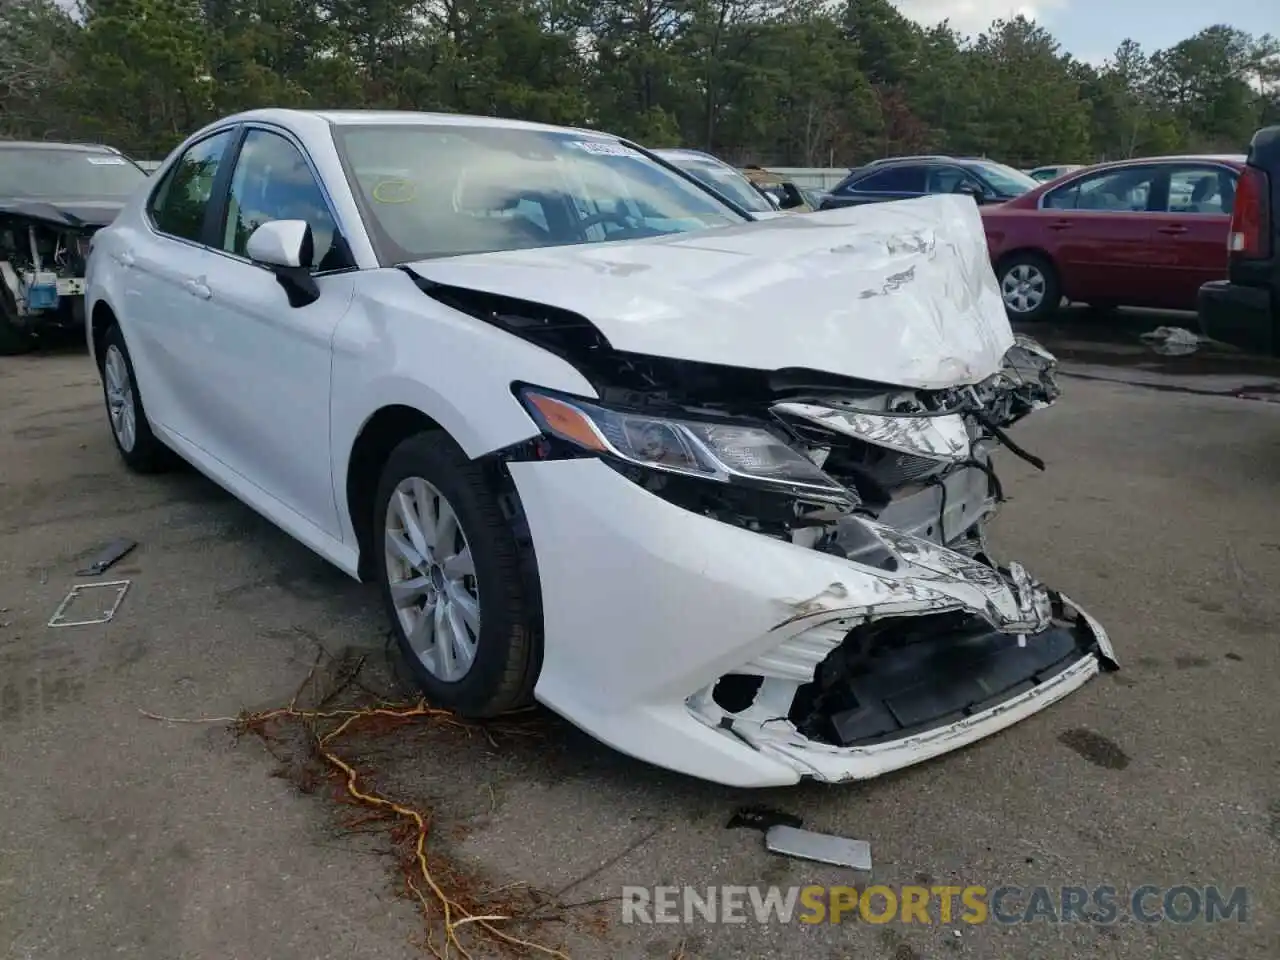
103,345,137,453
1001,263,1047,314
384,476,481,682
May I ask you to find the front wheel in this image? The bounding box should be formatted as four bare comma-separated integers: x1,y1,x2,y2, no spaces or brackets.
374,431,540,717
997,254,1060,322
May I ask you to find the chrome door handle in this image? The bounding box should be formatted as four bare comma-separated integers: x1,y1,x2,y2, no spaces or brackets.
116,250,136,268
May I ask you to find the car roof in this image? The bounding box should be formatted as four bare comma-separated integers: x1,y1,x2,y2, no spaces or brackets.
215,108,610,140
1054,155,1247,179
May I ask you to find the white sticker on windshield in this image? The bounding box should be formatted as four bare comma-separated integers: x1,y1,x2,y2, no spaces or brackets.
87,156,127,165
568,140,638,157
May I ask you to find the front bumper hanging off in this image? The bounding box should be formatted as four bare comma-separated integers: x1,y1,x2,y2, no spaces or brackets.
509,457,1117,788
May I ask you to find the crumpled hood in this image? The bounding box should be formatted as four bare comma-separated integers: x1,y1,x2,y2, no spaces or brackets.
407,194,1016,389
0,198,125,229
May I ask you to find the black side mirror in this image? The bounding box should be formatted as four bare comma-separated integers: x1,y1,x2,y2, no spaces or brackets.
777,184,806,210
246,220,320,308
954,182,986,204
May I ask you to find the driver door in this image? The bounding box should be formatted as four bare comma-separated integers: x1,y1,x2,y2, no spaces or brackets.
185,126,358,538
1037,165,1162,305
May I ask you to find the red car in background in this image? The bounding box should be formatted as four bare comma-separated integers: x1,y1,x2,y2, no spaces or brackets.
980,155,1245,321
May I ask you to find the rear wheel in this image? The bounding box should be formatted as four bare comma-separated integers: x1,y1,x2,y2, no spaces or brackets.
374,431,539,717
100,324,171,472
997,253,1060,322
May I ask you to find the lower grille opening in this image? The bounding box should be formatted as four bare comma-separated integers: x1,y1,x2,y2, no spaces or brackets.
788,610,1089,747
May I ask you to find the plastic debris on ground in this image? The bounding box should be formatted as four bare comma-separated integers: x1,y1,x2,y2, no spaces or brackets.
1139,325,1207,356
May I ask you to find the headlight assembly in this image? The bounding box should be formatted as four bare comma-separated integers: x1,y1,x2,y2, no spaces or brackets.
519,387,855,506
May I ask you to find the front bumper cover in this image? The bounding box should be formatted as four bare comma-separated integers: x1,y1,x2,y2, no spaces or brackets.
511,456,1116,788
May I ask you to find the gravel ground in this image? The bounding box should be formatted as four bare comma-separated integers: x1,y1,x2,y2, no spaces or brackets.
1,315,1278,960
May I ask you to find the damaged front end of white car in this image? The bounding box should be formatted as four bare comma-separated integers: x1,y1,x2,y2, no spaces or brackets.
405,195,1119,787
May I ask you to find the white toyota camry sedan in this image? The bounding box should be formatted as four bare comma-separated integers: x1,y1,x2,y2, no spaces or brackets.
84,109,1118,787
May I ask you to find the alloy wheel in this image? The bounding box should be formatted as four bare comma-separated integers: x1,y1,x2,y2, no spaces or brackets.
1001,263,1047,314
383,476,481,682
104,345,137,453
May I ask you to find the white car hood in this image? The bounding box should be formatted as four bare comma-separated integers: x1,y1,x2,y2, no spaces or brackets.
407,194,1015,389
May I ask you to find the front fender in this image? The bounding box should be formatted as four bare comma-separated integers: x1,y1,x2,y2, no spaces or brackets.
328,268,600,546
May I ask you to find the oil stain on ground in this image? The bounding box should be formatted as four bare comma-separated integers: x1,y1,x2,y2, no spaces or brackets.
1058,728,1130,770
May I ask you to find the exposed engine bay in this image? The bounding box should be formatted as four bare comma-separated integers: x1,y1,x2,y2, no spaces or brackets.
413,273,1117,778
415,274,1058,548
0,209,95,319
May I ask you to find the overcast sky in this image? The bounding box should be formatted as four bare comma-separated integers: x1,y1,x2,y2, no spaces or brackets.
893,0,1278,65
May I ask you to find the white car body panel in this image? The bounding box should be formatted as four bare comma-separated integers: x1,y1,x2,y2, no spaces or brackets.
84,108,1114,788
407,195,1013,389
513,457,1114,786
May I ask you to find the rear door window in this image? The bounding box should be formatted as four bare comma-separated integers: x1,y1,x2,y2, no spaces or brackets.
850,165,927,194
1165,166,1236,215
1044,166,1159,212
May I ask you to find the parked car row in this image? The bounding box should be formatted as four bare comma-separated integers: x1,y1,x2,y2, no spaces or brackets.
3,131,1275,357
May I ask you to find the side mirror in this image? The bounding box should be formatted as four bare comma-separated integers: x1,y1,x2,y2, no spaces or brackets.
777,183,807,210
954,182,987,204
245,220,320,308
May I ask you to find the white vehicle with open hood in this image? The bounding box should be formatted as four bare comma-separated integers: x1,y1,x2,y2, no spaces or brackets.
85,110,1118,787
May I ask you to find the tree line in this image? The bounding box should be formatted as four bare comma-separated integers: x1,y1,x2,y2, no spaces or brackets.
1,0,1278,167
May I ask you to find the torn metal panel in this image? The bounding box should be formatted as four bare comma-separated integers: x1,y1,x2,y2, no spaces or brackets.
75,537,138,576
765,825,873,873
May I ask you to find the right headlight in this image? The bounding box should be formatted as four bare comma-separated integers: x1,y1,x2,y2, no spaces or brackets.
519,387,856,507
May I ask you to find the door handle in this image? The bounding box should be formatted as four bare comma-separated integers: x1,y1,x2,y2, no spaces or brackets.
183,277,212,300
1156,225,1188,235
1047,219,1073,231
116,250,136,268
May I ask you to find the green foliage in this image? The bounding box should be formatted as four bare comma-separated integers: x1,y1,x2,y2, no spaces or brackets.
0,0,1274,165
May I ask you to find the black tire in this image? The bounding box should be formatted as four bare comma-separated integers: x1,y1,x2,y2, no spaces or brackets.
997,253,1061,322
100,323,172,473
0,298,35,356
374,431,539,717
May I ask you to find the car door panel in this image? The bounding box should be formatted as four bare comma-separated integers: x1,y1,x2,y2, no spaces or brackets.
124,237,217,439
193,258,354,535
1038,165,1162,305
120,128,238,441
186,124,358,537
1049,213,1158,303
1145,165,1236,309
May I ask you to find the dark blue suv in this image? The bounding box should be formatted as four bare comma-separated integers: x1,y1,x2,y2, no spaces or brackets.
820,157,1039,210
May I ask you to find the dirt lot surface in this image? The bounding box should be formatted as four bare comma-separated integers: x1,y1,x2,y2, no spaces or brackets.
2,313,1279,960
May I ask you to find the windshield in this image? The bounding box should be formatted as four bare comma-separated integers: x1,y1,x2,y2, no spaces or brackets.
971,161,1039,196
333,125,748,264
657,152,776,213
0,148,147,199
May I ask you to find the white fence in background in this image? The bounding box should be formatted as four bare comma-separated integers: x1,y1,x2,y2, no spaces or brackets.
756,167,851,190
